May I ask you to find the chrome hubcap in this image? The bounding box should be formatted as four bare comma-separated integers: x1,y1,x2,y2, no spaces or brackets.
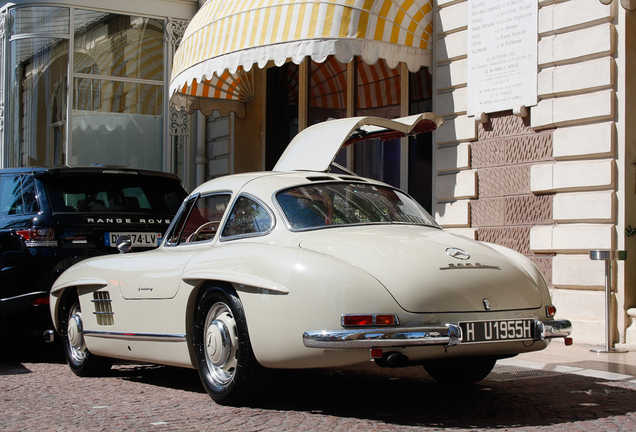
203,302,238,386
66,303,87,362
67,314,83,350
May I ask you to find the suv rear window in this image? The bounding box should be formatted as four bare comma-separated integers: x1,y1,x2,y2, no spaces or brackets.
42,174,185,214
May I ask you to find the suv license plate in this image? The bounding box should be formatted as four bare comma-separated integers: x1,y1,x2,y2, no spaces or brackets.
459,319,535,343
105,232,162,247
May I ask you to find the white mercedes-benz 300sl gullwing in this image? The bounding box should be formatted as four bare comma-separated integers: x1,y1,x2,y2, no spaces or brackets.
49,113,572,405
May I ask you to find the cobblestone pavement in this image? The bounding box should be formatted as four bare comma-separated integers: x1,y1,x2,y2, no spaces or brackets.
2,340,636,431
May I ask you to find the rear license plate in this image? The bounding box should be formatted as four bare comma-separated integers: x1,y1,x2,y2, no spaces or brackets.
105,232,162,247
459,319,535,343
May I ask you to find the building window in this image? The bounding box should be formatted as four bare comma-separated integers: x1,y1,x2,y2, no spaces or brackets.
6,6,165,170
8,6,70,167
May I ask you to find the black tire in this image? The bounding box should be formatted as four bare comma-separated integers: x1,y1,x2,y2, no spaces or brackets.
423,356,497,384
60,294,113,377
194,286,267,406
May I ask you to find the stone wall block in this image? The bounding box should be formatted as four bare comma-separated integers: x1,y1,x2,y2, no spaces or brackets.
435,59,467,91
472,134,552,168
435,143,471,172
207,116,230,138
506,134,553,165
208,157,230,177
435,115,477,144
478,165,531,198
477,111,536,140
435,170,477,200
471,198,506,227
539,0,615,36
530,223,615,253
471,195,553,227
436,30,468,63
538,23,615,67
553,191,615,223
210,138,229,157
435,200,471,227
531,89,616,131
436,1,467,35
531,159,615,193
505,195,554,225
436,88,467,116
470,139,506,168
538,57,615,98
552,254,607,288
552,122,615,160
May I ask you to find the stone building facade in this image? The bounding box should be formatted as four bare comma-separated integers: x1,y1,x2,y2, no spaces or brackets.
433,0,635,346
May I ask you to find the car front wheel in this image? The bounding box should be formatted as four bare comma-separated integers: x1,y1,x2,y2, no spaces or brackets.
194,287,267,405
61,296,113,377
423,356,497,384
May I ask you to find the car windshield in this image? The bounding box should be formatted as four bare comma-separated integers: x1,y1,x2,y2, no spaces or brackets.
277,182,438,230
42,174,186,214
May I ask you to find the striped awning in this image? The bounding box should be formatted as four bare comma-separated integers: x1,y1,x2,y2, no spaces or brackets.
170,0,434,117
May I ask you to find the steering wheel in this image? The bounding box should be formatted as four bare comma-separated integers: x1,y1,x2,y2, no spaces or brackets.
187,221,220,242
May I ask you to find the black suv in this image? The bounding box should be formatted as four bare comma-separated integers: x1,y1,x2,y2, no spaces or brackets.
0,166,187,337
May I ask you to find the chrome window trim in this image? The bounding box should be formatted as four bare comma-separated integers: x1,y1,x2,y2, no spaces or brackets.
163,193,200,247
164,191,233,247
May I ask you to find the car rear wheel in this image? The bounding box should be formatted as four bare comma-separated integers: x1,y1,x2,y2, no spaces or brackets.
423,356,496,384
61,296,113,377
194,287,267,406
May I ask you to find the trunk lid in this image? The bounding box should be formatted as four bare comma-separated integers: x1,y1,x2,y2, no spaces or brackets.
299,225,542,313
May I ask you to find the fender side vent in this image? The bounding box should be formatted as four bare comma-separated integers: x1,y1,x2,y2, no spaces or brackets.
92,291,114,326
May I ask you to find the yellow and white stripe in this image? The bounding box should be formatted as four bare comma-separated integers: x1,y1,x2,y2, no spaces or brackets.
170,0,433,104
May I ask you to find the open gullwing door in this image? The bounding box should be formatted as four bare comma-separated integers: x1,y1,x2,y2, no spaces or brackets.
273,113,444,173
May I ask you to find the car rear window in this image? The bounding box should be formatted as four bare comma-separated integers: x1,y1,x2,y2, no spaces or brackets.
42,174,186,214
277,182,438,230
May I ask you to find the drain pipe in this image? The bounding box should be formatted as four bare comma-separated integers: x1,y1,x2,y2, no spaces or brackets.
195,111,207,188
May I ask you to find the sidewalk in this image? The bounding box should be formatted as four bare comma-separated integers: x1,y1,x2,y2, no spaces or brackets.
500,341,636,382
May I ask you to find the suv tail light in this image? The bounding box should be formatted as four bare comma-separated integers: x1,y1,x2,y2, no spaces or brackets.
15,227,57,247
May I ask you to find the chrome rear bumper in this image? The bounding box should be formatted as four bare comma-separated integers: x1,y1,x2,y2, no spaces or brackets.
302,319,572,349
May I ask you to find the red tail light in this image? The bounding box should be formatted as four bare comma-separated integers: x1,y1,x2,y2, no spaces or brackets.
15,227,56,246
32,296,50,306
546,305,557,318
342,314,399,327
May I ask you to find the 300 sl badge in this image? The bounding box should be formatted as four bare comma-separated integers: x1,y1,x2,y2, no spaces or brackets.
439,262,501,270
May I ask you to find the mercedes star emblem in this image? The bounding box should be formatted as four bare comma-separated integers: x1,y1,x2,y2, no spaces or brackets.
445,247,470,260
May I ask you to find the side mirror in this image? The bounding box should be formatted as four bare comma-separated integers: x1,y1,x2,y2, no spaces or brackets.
116,235,132,254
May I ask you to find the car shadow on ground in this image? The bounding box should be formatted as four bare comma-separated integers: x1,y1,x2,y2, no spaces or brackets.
103,360,636,429
0,334,64,367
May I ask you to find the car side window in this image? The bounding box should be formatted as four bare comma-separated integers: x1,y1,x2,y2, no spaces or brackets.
172,194,231,244
0,175,23,216
20,176,39,214
221,196,273,239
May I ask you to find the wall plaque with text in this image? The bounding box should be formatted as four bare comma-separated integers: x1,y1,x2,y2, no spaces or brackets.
467,0,538,115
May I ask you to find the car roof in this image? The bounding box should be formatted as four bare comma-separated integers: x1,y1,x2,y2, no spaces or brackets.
273,113,444,173
0,166,182,181
190,170,391,199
